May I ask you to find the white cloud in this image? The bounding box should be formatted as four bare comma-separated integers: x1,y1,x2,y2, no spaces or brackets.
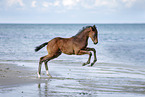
42,2,52,8
54,1,60,6
79,0,96,9
42,1,60,8
7,0,24,7
62,0,80,7
32,1,36,7
122,0,136,7
78,0,118,9
95,0,118,8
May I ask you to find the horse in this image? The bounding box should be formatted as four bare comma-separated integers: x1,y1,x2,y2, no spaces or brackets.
35,25,98,78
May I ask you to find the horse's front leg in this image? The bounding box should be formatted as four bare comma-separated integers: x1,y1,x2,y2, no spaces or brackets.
85,48,97,66
77,50,92,66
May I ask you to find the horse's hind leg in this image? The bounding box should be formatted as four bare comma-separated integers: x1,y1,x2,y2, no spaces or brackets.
39,51,62,78
44,61,52,77
38,56,46,78
38,62,42,78
37,55,52,78
38,62,41,78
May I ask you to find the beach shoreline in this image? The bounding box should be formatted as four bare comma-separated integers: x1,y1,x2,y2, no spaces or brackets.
0,63,45,88
0,61,145,97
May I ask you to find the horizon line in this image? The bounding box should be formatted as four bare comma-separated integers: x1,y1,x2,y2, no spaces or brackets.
0,23,145,24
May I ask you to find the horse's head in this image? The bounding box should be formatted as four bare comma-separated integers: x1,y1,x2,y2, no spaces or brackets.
89,25,98,45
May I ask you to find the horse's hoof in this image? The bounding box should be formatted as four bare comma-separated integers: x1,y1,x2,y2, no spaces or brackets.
82,63,87,66
48,75,52,78
47,74,52,78
37,72,41,78
91,63,94,66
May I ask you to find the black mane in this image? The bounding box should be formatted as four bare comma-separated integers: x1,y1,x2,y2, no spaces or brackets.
73,26,92,37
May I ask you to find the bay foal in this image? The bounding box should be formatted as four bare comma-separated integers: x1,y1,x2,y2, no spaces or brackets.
35,25,98,77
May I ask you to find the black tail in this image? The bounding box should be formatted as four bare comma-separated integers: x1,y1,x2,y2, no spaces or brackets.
35,42,48,52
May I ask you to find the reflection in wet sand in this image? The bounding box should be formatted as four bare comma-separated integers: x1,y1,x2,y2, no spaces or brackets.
36,62,145,96
38,81,49,97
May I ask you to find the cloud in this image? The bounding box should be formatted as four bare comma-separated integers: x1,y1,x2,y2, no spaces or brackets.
31,1,36,7
42,2,51,8
7,0,24,7
122,0,136,7
95,0,118,8
54,1,60,6
62,0,80,7
66,0,118,9
42,1,60,8
79,0,96,9
1,0,145,23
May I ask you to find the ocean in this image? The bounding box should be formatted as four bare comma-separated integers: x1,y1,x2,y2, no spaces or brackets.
0,24,145,96
0,24,145,66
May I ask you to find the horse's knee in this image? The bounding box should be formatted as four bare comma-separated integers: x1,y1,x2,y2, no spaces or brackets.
40,56,44,60
44,61,48,65
89,52,92,56
39,56,44,64
91,48,96,53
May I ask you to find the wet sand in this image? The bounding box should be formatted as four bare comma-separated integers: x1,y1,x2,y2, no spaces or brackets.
0,61,145,97
0,63,45,87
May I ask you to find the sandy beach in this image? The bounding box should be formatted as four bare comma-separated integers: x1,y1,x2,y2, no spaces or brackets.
0,63,43,87
0,61,145,97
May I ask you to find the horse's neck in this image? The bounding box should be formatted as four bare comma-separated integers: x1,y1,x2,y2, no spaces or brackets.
74,30,89,41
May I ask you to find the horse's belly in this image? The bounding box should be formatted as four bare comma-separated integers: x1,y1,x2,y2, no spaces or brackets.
61,48,75,55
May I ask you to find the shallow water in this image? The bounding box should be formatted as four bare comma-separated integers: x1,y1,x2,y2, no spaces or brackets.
0,61,145,97
0,24,145,96
0,24,145,65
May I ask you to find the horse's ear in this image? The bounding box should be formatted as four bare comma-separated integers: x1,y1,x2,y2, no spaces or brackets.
93,25,96,29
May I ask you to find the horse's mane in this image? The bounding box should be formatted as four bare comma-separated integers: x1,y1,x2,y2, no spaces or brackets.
73,26,92,37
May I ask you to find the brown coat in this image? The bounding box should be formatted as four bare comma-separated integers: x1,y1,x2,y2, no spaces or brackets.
35,25,98,77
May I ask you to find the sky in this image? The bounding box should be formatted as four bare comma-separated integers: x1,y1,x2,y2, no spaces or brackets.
0,0,145,23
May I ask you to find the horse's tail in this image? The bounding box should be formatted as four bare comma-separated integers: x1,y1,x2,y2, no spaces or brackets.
35,42,48,52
